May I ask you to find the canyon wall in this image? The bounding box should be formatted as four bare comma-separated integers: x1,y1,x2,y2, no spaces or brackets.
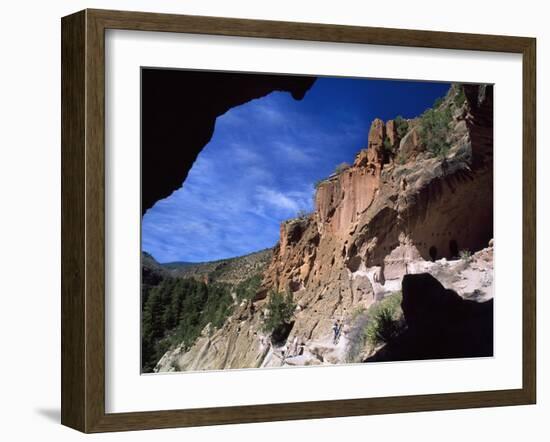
156,84,494,372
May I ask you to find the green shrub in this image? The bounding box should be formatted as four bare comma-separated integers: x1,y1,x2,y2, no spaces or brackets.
433,96,444,108
262,291,296,334
351,305,366,320
459,249,472,261
366,308,403,346
345,292,405,363
334,162,351,174
235,273,263,301
394,115,409,138
141,276,236,372
419,106,453,158
365,291,405,347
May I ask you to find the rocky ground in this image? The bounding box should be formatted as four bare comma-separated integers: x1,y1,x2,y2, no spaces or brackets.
156,244,493,371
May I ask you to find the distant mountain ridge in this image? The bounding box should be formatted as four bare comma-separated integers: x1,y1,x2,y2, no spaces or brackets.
161,261,196,269
142,248,273,286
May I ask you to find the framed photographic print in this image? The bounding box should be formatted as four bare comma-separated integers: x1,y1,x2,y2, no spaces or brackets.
61,9,536,433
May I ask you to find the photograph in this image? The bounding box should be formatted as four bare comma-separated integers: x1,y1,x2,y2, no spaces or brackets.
140,69,494,373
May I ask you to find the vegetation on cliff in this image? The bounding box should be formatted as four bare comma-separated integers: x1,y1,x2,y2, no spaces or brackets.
235,273,263,301
419,105,453,158
418,85,466,159
345,291,405,363
141,251,269,372
142,276,234,372
334,162,351,174
394,115,409,138
261,291,296,343
365,292,405,347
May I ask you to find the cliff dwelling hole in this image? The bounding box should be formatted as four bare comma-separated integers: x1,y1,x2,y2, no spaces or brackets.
346,255,362,272
348,243,358,258
449,239,459,257
429,246,438,261
270,321,295,345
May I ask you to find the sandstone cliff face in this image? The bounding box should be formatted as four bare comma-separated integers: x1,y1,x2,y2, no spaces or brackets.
155,84,494,372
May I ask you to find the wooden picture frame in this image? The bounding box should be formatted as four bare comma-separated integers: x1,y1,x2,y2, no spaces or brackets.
61,8,536,433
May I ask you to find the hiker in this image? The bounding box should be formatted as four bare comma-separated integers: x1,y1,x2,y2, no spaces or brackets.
280,344,288,365
297,336,305,356
332,320,340,344
291,336,299,357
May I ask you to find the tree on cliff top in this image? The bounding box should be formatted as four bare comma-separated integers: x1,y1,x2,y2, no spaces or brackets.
419,106,453,158
334,162,351,174
394,115,409,138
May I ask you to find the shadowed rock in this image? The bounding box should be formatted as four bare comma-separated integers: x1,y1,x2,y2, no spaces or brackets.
366,273,493,362
271,321,294,345
141,69,316,214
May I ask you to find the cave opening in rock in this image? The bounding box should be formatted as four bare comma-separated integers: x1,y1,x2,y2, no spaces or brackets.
449,239,459,257
271,321,295,345
429,246,438,261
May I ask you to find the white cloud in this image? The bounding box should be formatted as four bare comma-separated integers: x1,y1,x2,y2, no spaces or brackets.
273,141,313,164
254,185,314,219
252,101,287,125
256,186,299,212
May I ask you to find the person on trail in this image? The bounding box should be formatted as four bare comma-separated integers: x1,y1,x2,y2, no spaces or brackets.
291,336,299,357
332,320,340,344
281,344,288,365
297,336,305,356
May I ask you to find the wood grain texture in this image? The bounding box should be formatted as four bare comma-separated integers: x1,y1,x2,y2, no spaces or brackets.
61,10,86,432
89,8,532,53
85,10,107,432
522,38,537,403
60,8,537,433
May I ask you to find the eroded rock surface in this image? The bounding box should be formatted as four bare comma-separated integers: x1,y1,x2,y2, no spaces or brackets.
155,84,494,372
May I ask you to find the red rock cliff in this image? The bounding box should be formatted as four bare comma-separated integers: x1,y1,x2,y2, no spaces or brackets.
262,83,493,319
156,83,494,371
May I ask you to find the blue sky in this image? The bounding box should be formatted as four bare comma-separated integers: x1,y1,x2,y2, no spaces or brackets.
142,76,450,263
